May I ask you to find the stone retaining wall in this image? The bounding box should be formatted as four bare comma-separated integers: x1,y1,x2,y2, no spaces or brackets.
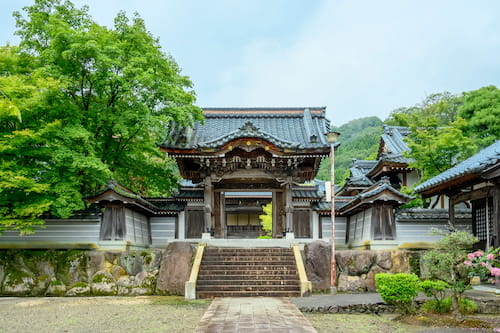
0,242,194,296
304,241,413,292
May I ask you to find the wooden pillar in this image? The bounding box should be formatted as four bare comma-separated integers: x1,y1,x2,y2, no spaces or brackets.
272,191,278,238
203,176,213,233
213,191,221,238
493,184,500,248
285,179,293,233
274,191,285,237
449,195,456,231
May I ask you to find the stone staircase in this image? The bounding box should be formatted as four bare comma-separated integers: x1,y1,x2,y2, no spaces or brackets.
196,247,301,298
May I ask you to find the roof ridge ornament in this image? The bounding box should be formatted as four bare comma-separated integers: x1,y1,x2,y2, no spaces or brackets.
240,121,259,132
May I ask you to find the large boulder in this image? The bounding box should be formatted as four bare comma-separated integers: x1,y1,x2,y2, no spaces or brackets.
66,282,91,296
337,273,366,292
61,251,89,286
390,250,410,273
336,250,376,276
156,242,193,295
376,251,392,270
46,282,67,296
0,265,4,286
90,270,117,296
365,265,387,292
2,270,36,296
304,241,331,290
119,251,161,275
86,251,105,278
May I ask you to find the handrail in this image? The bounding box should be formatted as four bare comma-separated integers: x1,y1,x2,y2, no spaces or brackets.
185,242,206,300
293,245,312,296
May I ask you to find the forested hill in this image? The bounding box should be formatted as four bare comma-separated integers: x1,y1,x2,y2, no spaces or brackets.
317,116,383,184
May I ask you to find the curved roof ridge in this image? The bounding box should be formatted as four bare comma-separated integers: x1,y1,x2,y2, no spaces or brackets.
415,140,500,193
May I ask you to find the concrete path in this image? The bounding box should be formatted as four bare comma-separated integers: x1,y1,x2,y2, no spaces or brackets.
194,297,317,333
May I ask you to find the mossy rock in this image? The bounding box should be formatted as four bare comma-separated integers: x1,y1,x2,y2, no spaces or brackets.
90,282,117,296
58,251,89,286
46,282,67,297
66,282,91,296
31,274,52,296
2,270,36,296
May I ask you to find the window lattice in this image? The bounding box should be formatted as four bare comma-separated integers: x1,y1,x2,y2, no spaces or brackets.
474,197,493,241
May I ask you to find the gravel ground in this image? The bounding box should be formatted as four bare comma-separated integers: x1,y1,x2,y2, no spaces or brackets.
0,296,209,333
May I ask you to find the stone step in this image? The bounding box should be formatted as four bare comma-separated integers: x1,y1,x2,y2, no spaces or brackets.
197,273,298,280
203,255,295,262
197,279,300,286
196,247,300,298
204,248,292,254
197,290,301,298
199,265,297,271
196,285,300,292
200,260,296,265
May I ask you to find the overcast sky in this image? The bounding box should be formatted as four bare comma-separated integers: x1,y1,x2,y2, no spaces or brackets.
1,0,500,126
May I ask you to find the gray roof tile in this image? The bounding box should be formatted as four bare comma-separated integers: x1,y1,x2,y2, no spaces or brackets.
377,126,413,163
162,107,330,150
415,141,500,193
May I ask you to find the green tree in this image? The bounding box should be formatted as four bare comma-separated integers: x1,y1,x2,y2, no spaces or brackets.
317,117,383,184
0,0,202,234
405,116,476,183
386,92,462,127
422,231,478,321
458,85,500,148
259,203,272,237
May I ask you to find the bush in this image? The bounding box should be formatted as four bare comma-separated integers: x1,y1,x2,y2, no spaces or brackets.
420,280,449,299
375,273,420,315
422,297,477,314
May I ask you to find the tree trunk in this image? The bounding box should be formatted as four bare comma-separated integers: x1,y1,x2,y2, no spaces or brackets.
450,268,463,321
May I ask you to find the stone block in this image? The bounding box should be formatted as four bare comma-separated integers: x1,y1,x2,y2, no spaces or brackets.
156,242,193,295
304,240,331,290
336,250,376,276
337,273,366,292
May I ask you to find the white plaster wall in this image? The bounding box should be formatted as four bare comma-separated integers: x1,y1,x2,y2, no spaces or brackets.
0,220,101,247
320,215,346,246
150,216,176,248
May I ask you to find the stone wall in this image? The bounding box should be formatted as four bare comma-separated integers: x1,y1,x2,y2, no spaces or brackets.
304,240,412,292
0,242,194,296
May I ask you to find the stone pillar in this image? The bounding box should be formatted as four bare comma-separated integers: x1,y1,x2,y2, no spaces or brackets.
203,176,213,237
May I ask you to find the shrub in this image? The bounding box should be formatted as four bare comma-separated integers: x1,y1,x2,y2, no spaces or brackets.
423,297,477,314
422,230,478,320
375,273,420,315
420,280,449,299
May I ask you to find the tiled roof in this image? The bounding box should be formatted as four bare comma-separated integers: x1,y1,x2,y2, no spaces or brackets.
175,189,204,199
415,141,500,193
377,126,413,164
358,182,412,200
396,208,472,222
381,125,411,154
88,181,185,214
344,175,373,187
351,160,377,177
144,199,185,212
161,107,330,150
293,187,323,200
312,198,351,212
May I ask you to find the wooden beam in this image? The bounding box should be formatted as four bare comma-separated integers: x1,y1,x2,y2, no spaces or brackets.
451,186,492,204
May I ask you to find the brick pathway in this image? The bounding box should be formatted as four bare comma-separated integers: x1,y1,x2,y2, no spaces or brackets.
194,297,317,333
